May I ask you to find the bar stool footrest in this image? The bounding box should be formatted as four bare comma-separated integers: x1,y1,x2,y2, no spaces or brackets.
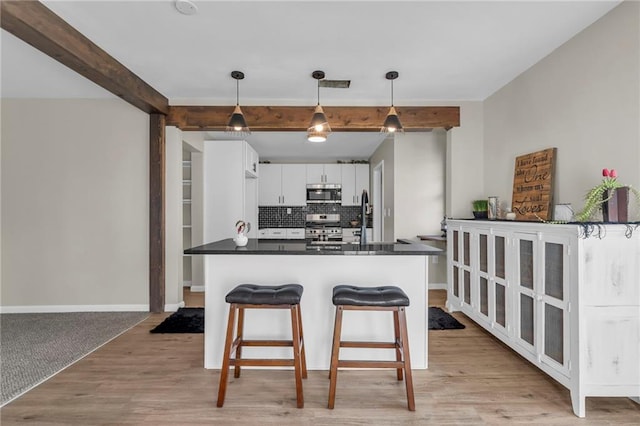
337,360,405,369
231,359,296,367
340,341,398,349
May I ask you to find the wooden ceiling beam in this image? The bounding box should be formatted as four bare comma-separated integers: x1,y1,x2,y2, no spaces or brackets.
167,106,460,132
1,1,169,115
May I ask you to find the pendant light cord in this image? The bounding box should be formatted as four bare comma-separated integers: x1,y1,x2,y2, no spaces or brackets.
317,80,320,106
236,79,240,106
390,79,394,107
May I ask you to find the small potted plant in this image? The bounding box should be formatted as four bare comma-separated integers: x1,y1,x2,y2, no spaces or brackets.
576,168,640,222
472,199,489,219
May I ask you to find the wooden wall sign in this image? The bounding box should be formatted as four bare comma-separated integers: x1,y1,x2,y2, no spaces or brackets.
511,148,557,221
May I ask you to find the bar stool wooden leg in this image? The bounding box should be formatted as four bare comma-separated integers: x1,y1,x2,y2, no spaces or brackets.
217,303,237,407
234,307,245,378
296,303,308,378
290,304,304,408
393,309,404,381
398,306,415,411
328,306,343,409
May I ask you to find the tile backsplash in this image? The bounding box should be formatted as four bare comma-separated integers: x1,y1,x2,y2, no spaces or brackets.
259,205,370,228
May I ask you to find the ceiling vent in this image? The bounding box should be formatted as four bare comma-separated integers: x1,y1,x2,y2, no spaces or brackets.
319,79,351,89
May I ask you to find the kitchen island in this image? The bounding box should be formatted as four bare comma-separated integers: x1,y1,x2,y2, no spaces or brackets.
185,239,441,370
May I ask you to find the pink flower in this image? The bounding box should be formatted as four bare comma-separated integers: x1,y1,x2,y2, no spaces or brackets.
602,168,610,177
610,169,617,178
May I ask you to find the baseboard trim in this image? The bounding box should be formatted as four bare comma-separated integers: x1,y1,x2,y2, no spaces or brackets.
165,301,185,312
429,283,447,290
0,304,149,314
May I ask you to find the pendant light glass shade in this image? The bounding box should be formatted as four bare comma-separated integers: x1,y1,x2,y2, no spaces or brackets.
307,70,331,142
381,71,403,133
226,71,251,135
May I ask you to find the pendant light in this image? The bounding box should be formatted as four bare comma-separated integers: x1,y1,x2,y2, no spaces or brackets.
226,71,251,135
381,71,403,133
307,70,331,143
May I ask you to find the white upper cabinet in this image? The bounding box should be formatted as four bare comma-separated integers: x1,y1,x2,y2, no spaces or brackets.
203,140,258,240
244,144,258,178
281,164,307,206
341,164,370,206
259,164,306,206
258,164,282,206
306,164,342,184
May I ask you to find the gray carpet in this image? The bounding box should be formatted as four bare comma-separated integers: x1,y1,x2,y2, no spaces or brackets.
0,311,148,406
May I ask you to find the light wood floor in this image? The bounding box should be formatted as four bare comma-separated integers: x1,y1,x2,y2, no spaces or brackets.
1,289,638,425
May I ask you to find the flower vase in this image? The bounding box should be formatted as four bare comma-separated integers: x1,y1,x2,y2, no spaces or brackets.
602,187,629,223
233,233,248,247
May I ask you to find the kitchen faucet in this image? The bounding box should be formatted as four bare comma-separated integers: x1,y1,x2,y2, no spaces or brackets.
360,189,369,245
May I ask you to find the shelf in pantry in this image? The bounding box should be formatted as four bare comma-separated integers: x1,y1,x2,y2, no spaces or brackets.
183,199,192,203
182,180,192,184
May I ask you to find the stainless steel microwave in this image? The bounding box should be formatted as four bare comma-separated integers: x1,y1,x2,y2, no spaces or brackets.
306,184,342,204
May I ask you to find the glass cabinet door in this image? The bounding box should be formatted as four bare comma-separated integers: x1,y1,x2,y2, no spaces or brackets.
492,234,508,330
452,230,460,298
462,231,472,305
478,233,489,318
515,234,537,351
541,238,569,373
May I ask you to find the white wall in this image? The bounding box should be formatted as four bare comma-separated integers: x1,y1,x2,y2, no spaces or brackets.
483,1,640,214
446,101,485,218
165,126,184,310
394,131,446,240
369,136,394,241
1,99,149,312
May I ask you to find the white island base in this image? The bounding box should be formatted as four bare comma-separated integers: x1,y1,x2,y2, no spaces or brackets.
203,254,429,370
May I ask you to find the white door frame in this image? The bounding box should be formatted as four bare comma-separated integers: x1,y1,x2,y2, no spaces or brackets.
372,161,384,242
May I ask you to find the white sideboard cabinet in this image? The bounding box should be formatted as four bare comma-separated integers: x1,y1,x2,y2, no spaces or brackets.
446,220,639,417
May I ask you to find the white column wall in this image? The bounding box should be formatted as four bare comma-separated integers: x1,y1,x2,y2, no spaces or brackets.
165,126,184,311
446,101,485,219
1,99,149,312
394,131,446,240
483,1,640,213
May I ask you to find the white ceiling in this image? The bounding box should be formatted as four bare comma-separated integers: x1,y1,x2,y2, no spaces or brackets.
1,0,621,159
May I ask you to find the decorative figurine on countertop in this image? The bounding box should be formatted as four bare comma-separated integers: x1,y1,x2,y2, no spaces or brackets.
233,220,250,247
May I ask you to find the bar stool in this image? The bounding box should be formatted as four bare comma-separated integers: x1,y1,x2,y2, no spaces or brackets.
328,285,415,411
217,284,307,408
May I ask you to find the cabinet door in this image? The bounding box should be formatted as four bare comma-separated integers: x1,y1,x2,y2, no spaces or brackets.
306,164,324,183
461,229,472,307
268,228,286,239
490,233,509,335
244,143,258,178
286,228,305,239
514,233,537,353
477,232,490,321
340,164,357,205
354,164,370,205
281,164,307,206
540,236,570,375
448,228,463,307
323,164,342,184
258,164,282,206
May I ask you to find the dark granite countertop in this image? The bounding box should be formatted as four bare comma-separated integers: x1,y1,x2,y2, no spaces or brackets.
185,239,441,256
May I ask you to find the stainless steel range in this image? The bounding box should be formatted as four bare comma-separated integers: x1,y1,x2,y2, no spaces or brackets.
305,213,342,242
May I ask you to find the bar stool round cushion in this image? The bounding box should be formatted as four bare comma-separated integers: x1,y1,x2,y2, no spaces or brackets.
332,285,410,307
225,284,303,305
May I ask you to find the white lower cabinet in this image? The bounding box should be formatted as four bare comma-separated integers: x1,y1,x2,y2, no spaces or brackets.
447,220,639,418
258,228,305,240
